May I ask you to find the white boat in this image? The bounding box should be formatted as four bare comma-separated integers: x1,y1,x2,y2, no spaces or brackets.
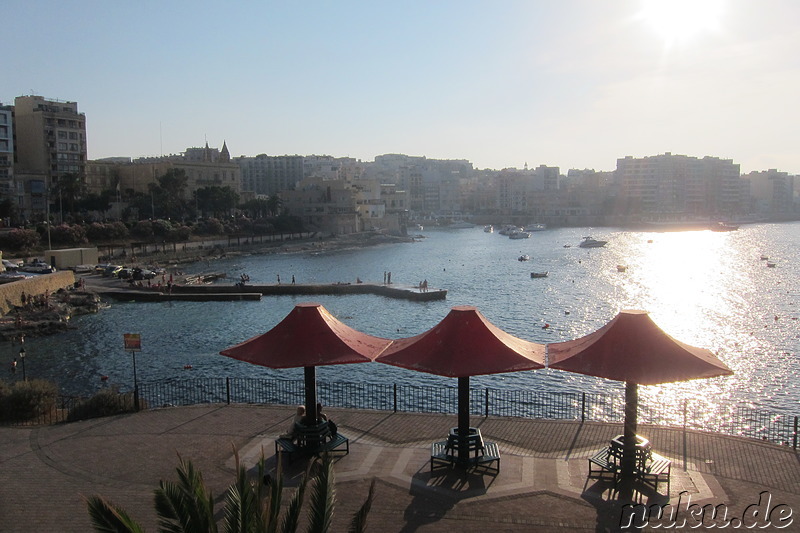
509,231,531,239
483,225,493,233
578,237,607,248
524,223,547,232
498,225,519,236
530,272,548,278
518,255,530,262
415,224,424,231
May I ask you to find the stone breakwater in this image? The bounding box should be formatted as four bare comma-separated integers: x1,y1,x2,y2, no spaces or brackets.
0,271,103,339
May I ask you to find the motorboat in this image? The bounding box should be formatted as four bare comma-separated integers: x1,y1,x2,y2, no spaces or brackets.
483,225,493,233
523,223,547,232
710,222,739,232
760,255,769,261
498,225,519,235
518,255,530,262
578,237,607,248
530,272,548,278
767,262,776,268
616,265,628,272
509,231,531,239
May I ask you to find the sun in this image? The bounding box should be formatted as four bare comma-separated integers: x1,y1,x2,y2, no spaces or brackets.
639,0,724,48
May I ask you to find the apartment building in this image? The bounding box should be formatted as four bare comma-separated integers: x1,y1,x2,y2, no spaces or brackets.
743,169,795,216
236,154,304,196
616,152,742,216
0,103,13,198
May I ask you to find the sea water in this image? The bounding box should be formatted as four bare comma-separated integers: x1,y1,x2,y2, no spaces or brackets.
15,223,800,422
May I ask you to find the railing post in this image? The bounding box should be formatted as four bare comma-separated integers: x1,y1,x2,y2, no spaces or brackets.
581,392,586,422
226,377,231,405
794,416,798,450
683,399,687,429
485,388,489,418
393,383,397,413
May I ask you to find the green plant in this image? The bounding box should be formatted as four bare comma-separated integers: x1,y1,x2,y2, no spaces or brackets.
66,386,139,422
87,450,375,533
0,379,59,422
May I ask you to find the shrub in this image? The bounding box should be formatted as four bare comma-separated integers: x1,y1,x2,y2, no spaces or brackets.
195,217,224,236
131,220,153,240
0,228,41,252
152,219,173,238
0,379,59,423
66,386,140,422
49,223,88,246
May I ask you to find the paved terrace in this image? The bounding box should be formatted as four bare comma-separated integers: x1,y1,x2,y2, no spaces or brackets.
1,405,798,532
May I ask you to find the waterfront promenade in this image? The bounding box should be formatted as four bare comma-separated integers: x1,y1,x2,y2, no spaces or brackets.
1,404,798,532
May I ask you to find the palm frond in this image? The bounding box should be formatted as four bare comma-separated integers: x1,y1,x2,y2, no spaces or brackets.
278,463,309,533
223,448,259,533
305,456,336,533
85,495,146,533
154,455,216,533
347,479,375,533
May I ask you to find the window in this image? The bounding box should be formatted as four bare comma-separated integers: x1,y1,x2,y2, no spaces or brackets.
57,119,66,126
70,143,78,151
58,131,67,139
58,142,67,150
69,132,77,140
69,120,76,128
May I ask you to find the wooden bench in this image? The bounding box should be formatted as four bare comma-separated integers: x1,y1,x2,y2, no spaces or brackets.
274,422,349,463
588,446,672,494
637,452,671,493
431,440,500,473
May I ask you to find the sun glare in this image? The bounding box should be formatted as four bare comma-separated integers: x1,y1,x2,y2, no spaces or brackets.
639,0,723,48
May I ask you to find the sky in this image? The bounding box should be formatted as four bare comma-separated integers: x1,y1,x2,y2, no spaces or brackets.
3,0,799,174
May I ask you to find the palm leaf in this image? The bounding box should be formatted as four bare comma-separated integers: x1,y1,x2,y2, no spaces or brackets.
154,456,216,533
347,479,375,533
86,495,146,533
305,456,335,533
278,463,310,533
223,448,259,533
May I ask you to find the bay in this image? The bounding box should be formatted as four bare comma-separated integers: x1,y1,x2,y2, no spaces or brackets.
17,223,800,424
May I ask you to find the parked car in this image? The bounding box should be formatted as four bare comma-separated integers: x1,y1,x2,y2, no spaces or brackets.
2,259,21,271
117,268,135,280
18,259,56,274
103,265,123,277
132,268,156,280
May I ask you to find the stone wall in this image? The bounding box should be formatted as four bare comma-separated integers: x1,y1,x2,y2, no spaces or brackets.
0,271,76,316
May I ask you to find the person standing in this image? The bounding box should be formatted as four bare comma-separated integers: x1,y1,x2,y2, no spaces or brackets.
277,274,281,284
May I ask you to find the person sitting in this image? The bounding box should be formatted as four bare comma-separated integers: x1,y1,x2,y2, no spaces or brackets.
280,405,306,439
316,402,328,422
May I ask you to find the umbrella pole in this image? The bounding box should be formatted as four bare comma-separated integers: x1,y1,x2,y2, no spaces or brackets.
304,366,318,424
458,376,470,465
621,381,638,481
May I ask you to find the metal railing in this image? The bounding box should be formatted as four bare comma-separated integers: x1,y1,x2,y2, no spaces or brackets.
4,377,798,449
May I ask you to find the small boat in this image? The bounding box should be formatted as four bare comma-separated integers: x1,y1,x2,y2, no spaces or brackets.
563,244,571,248
530,272,548,278
518,255,530,262
616,265,627,272
498,225,519,235
483,225,493,233
767,262,776,268
415,224,424,231
578,237,607,248
760,255,769,261
509,231,531,239
524,223,547,232
710,222,739,232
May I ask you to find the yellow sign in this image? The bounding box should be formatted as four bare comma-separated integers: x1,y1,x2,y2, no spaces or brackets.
123,333,142,351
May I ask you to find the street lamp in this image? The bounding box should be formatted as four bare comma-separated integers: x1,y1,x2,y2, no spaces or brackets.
18,346,26,381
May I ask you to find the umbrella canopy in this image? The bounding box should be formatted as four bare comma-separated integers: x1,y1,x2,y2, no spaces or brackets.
377,305,546,378
377,305,545,464
548,309,732,480
547,309,732,385
220,302,392,422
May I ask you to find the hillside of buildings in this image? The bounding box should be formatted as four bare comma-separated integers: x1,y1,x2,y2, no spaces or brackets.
1,95,798,236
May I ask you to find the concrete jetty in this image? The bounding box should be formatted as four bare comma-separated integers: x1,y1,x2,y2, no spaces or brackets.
173,281,447,301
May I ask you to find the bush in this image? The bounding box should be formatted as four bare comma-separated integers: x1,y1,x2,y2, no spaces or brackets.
49,223,88,246
86,221,131,242
132,220,154,240
152,219,173,238
195,218,225,236
66,386,141,422
0,228,41,252
0,379,59,423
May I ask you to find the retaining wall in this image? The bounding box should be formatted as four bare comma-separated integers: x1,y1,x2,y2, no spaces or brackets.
0,271,76,316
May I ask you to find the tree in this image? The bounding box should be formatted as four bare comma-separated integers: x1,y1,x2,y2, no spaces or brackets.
240,198,269,219
150,169,189,220
54,173,86,221
195,186,239,218
87,451,375,533
266,195,283,217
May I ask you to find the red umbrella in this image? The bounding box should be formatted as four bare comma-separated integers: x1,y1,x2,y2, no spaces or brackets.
220,302,392,423
548,309,732,480
376,305,545,464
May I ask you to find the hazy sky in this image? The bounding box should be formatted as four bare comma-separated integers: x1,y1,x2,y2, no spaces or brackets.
4,1,798,174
